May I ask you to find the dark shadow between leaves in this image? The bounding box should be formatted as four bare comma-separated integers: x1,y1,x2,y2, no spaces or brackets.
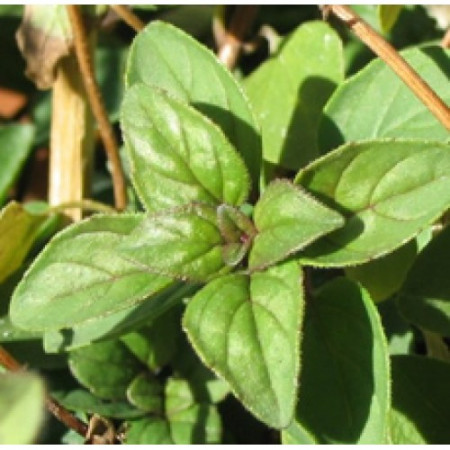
279,76,338,170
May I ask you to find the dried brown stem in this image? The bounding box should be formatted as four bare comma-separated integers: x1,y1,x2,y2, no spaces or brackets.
110,4,145,32
66,5,127,210
325,5,450,130
0,345,88,437
217,5,259,70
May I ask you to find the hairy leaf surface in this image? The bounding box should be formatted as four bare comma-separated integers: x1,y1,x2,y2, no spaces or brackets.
10,214,173,330
121,84,250,212
183,260,303,428
250,180,344,270
295,140,450,266
126,21,261,186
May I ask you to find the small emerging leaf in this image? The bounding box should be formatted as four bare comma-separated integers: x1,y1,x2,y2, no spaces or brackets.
249,180,344,270
295,140,450,266
183,260,304,429
127,373,163,413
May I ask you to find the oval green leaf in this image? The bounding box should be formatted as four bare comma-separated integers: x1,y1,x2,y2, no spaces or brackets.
183,260,304,429
319,46,450,153
294,277,390,444
119,204,230,282
125,21,261,187
0,125,35,204
398,226,450,336
249,180,344,270
295,140,450,267
245,21,343,169
69,340,142,400
10,214,173,331
0,373,45,445
121,83,250,212
127,373,163,413
389,355,450,444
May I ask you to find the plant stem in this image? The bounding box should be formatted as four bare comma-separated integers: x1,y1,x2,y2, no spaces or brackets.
325,5,450,131
67,5,127,211
217,5,259,70
50,54,94,222
110,4,145,32
0,345,88,437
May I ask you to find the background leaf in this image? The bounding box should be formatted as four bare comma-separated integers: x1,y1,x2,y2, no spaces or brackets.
294,278,390,444
68,340,142,400
125,21,261,187
121,84,250,212
0,372,45,444
183,260,303,429
0,201,47,284
378,5,403,32
389,355,450,444
295,140,450,266
245,21,343,169
0,125,35,205
398,226,450,337
10,214,173,331
249,180,344,270
319,46,450,153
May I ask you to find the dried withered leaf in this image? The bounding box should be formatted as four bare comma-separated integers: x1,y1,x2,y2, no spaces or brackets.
16,5,73,90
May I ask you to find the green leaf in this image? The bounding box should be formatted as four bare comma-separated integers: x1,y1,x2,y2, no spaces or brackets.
0,316,41,342
294,278,390,444
183,260,304,429
245,21,343,169
121,307,180,371
121,83,250,213
346,239,417,303
69,340,142,400
389,355,450,444
319,46,450,153
119,204,231,282
125,417,173,444
295,140,450,267
282,421,317,444
10,214,174,331
127,373,163,413
0,201,47,283
52,389,144,419
125,20,261,187
43,283,195,352
398,226,450,337
378,5,403,32
0,125,35,205
0,373,45,444
249,180,344,270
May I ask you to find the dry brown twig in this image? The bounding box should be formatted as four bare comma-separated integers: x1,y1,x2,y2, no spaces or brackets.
323,5,450,130
66,5,127,211
442,28,450,48
110,4,145,32
217,6,260,70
